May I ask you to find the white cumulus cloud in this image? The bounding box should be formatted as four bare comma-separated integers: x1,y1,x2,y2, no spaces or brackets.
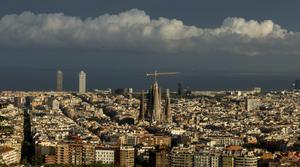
0,9,298,56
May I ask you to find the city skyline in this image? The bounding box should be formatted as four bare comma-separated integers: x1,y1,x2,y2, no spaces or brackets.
1,1,300,167
0,68,298,92
1,78,300,166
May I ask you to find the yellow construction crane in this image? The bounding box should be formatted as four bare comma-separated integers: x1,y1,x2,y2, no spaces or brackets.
146,70,179,83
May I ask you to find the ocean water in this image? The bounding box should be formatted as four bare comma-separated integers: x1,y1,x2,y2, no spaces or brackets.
0,68,298,92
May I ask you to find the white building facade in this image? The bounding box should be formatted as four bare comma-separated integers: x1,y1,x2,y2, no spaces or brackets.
95,149,115,164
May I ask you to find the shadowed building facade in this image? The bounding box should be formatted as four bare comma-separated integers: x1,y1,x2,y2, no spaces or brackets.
117,146,135,167
139,90,146,122
149,146,169,167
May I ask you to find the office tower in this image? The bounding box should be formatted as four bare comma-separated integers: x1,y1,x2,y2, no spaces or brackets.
139,90,146,121
79,71,86,93
177,82,184,96
56,70,63,92
118,146,135,167
165,89,172,124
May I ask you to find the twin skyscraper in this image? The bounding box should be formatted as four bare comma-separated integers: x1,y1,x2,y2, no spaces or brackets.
56,70,86,93
78,71,86,93
56,70,63,92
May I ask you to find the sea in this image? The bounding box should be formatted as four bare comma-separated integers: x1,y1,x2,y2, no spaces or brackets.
0,68,298,92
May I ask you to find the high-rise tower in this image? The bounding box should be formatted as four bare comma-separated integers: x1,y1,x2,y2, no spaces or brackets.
79,71,86,93
56,70,63,92
165,89,172,124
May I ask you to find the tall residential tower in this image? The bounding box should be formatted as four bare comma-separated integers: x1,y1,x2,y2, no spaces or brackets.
79,71,86,93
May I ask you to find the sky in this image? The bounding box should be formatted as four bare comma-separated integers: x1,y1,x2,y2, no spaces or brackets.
1,0,300,73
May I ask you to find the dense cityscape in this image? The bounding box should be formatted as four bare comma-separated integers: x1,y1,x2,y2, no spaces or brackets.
0,70,300,167
2,1,300,166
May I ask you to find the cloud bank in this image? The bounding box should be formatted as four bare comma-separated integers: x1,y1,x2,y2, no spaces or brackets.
0,9,299,56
